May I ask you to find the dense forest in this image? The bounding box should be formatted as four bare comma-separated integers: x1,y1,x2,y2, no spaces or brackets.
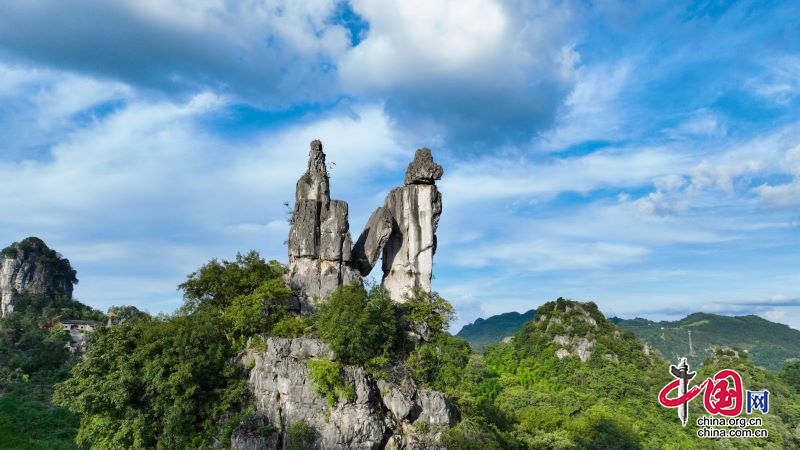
2,251,799,449
458,308,800,372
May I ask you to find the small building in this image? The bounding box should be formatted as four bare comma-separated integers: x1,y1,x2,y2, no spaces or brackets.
59,320,98,332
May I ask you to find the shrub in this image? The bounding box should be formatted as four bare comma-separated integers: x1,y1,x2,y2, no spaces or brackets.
285,421,318,450
399,287,455,337
315,284,398,365
272,314,314,338
307,359,355,407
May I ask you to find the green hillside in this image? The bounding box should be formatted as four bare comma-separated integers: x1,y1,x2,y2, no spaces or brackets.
459,310,800,372
611,313,800,371
456,309,536,351
474,298,800,448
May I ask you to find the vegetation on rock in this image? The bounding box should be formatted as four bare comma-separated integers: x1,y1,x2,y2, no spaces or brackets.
5,244,798,450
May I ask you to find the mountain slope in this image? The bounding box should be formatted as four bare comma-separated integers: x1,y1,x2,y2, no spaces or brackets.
456,309,535,351
458,309,800,371
611,313,800,371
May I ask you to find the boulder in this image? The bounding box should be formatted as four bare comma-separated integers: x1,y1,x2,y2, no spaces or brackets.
404,148,444,185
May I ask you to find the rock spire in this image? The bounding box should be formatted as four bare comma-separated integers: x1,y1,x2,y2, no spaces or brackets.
285,142,444,305
286,141,361,307
380,148,444,301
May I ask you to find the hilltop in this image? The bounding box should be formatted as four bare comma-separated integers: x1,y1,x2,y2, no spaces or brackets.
456,309,536,351
458,309,800,371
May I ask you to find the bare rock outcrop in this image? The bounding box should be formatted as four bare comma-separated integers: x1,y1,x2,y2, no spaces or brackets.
284,142,445,305
0,237,76,317
234,337,455,450
286,141,361,306
351,207,394,276
403,148,444,185
381,149,443,302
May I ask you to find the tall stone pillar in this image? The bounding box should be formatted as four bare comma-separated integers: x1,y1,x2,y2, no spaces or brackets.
381,149,443,301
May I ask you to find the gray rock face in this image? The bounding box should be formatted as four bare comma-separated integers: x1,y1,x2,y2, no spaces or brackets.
381,184,442,302
286,141,361,304
283,142,444,305
351,207,394,276
0,237,76,317
295,139,330,203
404,148,444,185
235,337,455,450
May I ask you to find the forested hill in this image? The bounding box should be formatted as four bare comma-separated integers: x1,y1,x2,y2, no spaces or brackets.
458,309,800,371
610,313,800,371
456,309,536,351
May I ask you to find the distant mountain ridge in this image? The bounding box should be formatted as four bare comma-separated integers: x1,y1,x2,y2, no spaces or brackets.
457,309,800,371
611,312,800,371
456,309,536,351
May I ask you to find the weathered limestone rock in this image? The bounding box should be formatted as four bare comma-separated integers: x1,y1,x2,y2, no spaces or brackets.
351,207,394,276
295,139,330,203
0,237,76,317
286,141,361,305
381,184,442,302
415,390,456,425
236,337,456,450
404,148,444,185
283,142,445,305
379,148,444,301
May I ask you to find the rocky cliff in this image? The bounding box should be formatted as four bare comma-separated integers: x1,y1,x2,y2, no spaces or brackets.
0,237,77,317
287,142,444,305
286,140,361,309
233,337,455,450
380,149,443,301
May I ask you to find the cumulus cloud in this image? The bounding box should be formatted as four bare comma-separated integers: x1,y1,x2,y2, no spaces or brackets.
0,71,406,312
340,0,579,147
0,0,350,106
754,145,800,208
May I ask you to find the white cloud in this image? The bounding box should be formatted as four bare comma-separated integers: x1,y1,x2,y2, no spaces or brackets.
0,0,349,105
663,110,727,139
0,73,412,313
749,55,800,105
440,145,689,207
755,180,800,208
451,239,649,270
539,60,633,150
339,0,579,145
342,0,508,88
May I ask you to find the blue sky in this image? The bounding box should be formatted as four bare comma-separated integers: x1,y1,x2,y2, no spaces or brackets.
0,0,798,332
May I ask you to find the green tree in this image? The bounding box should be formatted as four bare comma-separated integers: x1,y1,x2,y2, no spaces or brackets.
54,312,246,449
406,333,471,392
398,287,455,341
223,277,292,342
109,305,151,325
779,359,800,393
178,251,285,314
315,284,398,365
